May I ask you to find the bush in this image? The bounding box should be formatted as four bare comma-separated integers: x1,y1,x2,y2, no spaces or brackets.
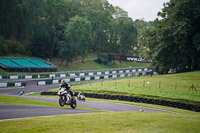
95,57,108,65
0,36,25,55
0,36,9,55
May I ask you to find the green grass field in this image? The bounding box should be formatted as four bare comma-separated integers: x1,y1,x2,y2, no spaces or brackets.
0,98,200,133
0,112,199,133
0,93,200,132
1,70,200,132
0,95,101,111
47,71,200,105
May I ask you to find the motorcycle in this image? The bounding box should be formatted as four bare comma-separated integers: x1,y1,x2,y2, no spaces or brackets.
18,90,24,96
58,87,77,109
77,92,86,101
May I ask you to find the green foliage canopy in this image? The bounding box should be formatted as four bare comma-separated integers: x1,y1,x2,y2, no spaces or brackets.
142,0,200,73
0,0,138,63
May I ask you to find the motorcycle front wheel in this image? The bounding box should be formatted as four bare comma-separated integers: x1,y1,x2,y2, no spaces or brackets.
59,97,65,107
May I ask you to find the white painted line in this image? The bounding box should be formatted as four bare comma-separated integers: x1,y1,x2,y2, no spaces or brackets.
95,76,100,80
10,75,18,79
60,74,65,77
85,77,90,81
80,73,84,76
104,76,108,79
25,75,32,79
0,83,7,87
88,73,93,76
105,71,109,74
63,79,70,82
112,71,116,74
126,70,129,73
75,78,81,81
15,83,21,87
70,74,75,77
38,81,46,85
119,70,123,73
97,72,101,75
52,80,59,84
49,74,56,78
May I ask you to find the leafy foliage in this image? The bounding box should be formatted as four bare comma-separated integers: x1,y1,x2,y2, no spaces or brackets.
0,0,138,62
57,16,93,65
142,0,200,73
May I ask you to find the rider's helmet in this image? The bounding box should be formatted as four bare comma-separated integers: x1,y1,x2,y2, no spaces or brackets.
61,79,67,85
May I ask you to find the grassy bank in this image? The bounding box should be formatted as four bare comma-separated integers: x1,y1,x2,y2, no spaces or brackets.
0,110,199,133
0,60,150,74
1,93,200,133
0,53,150,74
47,71,200,104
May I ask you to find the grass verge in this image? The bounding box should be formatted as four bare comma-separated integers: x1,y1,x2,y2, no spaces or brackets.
47,71,200,105
0,110,199,133
0,95,101,111
28,92,194,114
1,92,200,132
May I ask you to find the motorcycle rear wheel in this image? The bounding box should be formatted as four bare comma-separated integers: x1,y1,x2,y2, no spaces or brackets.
71,98,77,109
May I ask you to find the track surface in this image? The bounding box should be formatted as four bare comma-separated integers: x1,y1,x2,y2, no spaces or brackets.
0,104,99,121
0,81,173,120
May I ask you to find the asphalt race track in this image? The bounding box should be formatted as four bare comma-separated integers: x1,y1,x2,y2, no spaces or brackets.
0,81,174,120
0,104,99,121
22,96,171,112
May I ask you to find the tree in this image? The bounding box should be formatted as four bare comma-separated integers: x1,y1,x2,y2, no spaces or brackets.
58,16,93,64
144,0,200,73
30,27,52,58
117,17,137,55
66,16,93,63
135,19,154,59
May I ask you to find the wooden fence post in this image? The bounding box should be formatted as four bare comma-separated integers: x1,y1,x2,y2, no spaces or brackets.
143,80,145,87
159,81,161,89
175,82,177,89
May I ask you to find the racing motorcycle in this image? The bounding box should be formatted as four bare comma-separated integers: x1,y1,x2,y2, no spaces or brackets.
58,87,77,109
77,92,86,101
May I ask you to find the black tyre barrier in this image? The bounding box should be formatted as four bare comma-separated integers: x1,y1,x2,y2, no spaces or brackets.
41,92,200,112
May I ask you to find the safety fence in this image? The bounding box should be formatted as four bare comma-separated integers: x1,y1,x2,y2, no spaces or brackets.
37,69,153,85
0,82,26,87
0,67,154,87
0,67,154,80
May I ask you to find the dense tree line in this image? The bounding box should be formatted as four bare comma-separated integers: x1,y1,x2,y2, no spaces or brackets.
1,0,199,73
137,0,200,73
0,0,137,65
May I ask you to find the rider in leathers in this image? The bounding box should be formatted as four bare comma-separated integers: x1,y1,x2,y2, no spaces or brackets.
60,80,74,100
